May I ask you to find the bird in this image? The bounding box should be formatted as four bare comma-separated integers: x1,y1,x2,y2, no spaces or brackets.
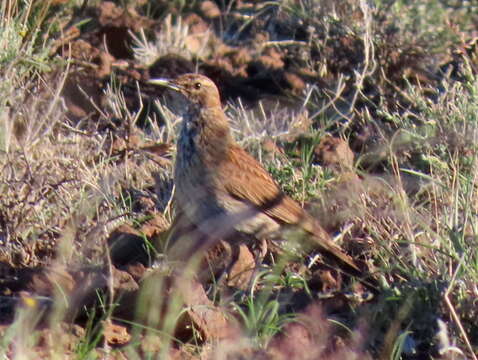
149,73,361,275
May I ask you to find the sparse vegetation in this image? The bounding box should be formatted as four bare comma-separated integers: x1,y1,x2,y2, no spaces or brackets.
0,0,477,358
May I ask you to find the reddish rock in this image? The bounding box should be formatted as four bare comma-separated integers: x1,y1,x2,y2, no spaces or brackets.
284,72,306,93
315,136,355,172
227,243,255,290
176,276,234,341
140,213,170,238
200,1,221,19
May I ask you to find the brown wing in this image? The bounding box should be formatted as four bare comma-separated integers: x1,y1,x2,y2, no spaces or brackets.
223,145,360,274
223,145,306,225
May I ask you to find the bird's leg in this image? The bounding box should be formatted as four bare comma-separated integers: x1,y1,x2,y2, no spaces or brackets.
257,237,268,265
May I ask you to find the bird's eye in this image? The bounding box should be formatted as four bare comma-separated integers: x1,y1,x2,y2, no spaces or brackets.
194,82,202,89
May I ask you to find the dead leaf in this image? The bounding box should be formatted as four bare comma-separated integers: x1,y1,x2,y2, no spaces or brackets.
103,320,131,346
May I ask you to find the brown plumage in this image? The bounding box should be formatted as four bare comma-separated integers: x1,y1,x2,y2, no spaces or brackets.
149,74,360,274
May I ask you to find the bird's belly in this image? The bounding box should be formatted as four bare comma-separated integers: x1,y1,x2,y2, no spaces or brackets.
174,165,279,238
217,196,281,236
174,154,225,223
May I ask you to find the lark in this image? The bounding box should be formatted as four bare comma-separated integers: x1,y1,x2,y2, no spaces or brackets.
149,74,360,274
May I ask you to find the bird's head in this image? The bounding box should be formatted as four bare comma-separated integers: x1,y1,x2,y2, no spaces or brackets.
149,73,222,109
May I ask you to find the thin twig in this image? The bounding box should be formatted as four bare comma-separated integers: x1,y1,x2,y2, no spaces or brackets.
444,253,477,360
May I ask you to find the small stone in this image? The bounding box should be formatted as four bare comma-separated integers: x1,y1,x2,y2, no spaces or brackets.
227,244,255,290
315,136,355,172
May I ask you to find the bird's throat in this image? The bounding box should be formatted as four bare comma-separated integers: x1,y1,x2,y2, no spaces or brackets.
177,106,232,168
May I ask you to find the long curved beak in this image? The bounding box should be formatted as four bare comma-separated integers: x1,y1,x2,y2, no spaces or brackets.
148,78,182,92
